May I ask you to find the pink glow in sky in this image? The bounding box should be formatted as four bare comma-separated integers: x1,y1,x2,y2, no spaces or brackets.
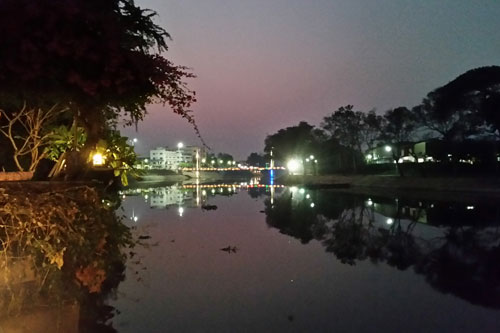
124,0,500,159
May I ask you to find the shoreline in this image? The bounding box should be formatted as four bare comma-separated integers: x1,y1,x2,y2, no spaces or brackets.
278,174,500,194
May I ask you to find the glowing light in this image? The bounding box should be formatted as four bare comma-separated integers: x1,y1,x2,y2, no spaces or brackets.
92,153,104,166
178,207,184,217
385,145,392,152
202,158,206,163
177,142,184,149
310,202,315,208
299,188,305,194
133,138,138,143
287,159,300,173
133,216,138,222
309,155,314,159
467,206,474,210
290,186,298,193
306,194,310,199
366,154,373,160
367,199,373,206
386,218,394,225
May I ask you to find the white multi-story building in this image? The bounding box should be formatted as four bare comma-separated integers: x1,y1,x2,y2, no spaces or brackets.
149,145,206,169
150,147,182,170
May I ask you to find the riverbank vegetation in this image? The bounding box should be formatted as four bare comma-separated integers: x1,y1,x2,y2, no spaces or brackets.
250,66,500,177
0,183,134,330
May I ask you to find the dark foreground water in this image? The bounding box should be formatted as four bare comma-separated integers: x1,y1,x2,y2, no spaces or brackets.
108,184,500,332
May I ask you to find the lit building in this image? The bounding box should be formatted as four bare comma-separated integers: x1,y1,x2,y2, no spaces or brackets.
149,145,206,169
150,147,182,170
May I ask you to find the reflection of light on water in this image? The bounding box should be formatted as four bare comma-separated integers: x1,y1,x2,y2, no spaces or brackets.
131,209,138,222
202,190,207,196
178,207,184,217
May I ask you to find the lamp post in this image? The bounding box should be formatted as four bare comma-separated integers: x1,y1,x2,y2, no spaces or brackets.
195,149,200,179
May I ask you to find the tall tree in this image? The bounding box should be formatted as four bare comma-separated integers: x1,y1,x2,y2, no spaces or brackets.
246,152,266,167
382,107,417,144
415,66,500,141
0,0,198,172
264,122,320,164
321,105,381,171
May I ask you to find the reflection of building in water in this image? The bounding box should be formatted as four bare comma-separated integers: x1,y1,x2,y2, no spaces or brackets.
366,197,498,226
149,185,208,209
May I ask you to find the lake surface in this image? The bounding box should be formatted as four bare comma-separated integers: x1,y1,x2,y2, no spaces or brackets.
110,183,500,332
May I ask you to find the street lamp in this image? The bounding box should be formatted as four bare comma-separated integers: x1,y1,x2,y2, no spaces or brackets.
385,145,392,152
287,159,300,174
177,142,184,149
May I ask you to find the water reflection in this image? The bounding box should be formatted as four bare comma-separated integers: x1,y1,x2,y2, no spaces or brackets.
121,183,284,218
262,187,500,308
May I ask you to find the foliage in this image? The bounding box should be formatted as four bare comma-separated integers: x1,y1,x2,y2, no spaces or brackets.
246,152,266,167
0,185,133,316
0,103,67,171
0,0,201,163
321,105,365,153
415,66,500,141
264,121,320,163
381,107,416,144
94,131,140,186
44,124,86,162
217,153,234,163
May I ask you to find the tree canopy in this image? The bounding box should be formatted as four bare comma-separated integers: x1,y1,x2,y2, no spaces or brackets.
264,122,320,163
0,0,197,142
416,66,500,141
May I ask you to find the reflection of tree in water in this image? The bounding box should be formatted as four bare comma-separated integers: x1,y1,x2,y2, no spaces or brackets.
0,185,134,332
264,189,500,308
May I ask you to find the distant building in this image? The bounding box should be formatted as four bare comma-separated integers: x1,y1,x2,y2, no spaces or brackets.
149,145,206,170
150,147,182,170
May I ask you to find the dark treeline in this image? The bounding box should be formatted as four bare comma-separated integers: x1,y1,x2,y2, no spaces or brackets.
247,66,500,175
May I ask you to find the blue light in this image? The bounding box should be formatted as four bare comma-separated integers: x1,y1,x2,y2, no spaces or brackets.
270,169,274,185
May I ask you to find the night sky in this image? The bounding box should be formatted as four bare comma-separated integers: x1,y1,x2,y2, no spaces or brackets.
125,0,500,159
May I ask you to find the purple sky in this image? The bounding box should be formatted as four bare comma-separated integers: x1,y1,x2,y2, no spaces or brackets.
125,0,500,159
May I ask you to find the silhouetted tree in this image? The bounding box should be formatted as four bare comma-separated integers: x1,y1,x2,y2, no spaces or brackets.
321,105,380,171
415,66,500,142
246,152,266,167
264,122,320,164
0,0,197,174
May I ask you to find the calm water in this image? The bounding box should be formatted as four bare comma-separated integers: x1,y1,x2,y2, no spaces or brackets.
110,184,500,332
